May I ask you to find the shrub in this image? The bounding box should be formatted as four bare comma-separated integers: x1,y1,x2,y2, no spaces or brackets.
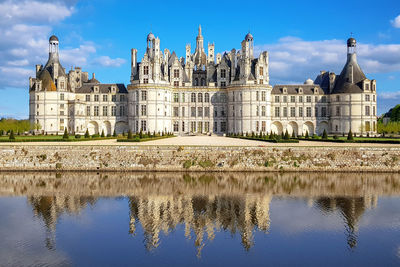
347,130,354,141
333,135,339,140
113,130,117,137
292,130,296,138
284,130,290,140
75,134,81,139
92,134,100,138
322,129,328,140
101,130,105,137
84,129,90,138
63,128,69,139
305,131,309,139
128,130,133,139
9,130,15,140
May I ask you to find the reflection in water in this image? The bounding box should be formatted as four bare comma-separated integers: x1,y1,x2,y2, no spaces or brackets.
1,172,400,257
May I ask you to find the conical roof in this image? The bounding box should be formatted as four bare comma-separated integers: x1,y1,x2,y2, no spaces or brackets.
332,53,366,94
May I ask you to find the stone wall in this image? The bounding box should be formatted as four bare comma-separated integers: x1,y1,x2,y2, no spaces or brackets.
0,145,400,172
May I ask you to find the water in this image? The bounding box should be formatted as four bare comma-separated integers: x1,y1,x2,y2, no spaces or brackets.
0,172,399,266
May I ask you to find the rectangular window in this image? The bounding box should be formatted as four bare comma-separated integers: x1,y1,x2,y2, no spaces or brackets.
191,107,196,117
365,94,370,101
59,110,64,116
112,95,116,102
181,93,185,102
221,121,226,132
214,121,218,132
103,106,108,116
256,91,260,101
173,121,179,132
112,106,116,116
290,96,295,103
373,95,376,102
182,107,185,117
182,121,185,132
275,107,280,117
336,106,340,116
141,91,147,101
283,96,287,103
221,81,226,87
373,106,376,116
262,91,266,101
103,95,108,102
365,106,370,116
299,96,303,103
205,122,209,132
366,121,371,131
197,122,203,133
198,107,203,117
86,95,90,101
120,95,125,102
191,121,196,132
221,108,225,117
299,107,303,117
205,93,210,102
321,96,327,103
141,120,147,132
315,107,318,117
306,96,311,103
173,93,179,102
262,121,266,132
94,95,99,102
290,107,295,117
60,119,64,124
173,107,179,117
321,107,327,117
256,106,259,116
174,81,179,87
262,106,266,117
283,107,287,117
86,106,90,116
120,106,125,116
306,107,312,117
198,93,203,103
141,105,147,116
135,105,139,116
205,107,210,117
274,95,279,103
256,121,259,132
60,93,64,100
259,67,263,76
143,66,149,75
221,69,226,78
94,106,99,116
143,78,149,84
191,93,196,102
174,69,179,78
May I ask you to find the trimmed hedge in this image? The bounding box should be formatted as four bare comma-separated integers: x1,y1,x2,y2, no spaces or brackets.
228,136,299,143
117,135,175,143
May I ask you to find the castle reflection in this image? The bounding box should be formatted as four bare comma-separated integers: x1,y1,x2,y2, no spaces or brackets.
2,172,398,255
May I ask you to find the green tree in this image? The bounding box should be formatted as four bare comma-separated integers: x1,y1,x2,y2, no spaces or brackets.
84,129,90,138
128,130,133,139
322,129,328,140
9,130,15,140
347,130,354,141
305,131,309,139
113,129,117,137
63,128,69,139
284,130,290,140
101,130,105,137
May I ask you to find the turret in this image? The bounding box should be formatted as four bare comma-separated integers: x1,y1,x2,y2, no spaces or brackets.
131,49,137,82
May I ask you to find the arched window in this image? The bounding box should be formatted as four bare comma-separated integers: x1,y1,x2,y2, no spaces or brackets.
198,93,203,103
205,93,209,102
191,93,196,102
201,78,206,86
194,78,198,86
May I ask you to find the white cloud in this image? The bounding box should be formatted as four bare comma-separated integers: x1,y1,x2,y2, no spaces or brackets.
391,14,400,28
255,37,400,85
93,56,126,67
379,91,400,100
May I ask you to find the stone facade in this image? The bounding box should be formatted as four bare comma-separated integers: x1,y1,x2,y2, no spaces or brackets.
29,30,377,136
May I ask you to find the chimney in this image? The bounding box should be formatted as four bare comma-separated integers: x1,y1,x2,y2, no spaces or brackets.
92,73,95,79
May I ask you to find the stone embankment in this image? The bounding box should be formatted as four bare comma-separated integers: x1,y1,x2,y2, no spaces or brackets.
0,145,400,172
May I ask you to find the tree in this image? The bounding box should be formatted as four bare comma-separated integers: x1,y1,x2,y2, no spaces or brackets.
305,131,309,139
63,128,69,139
9,130,15,140
292,130,296,138
84,129,90,138
347,130,354,141
322,129,328,140
128,130,133,139
113,129,117,137
101,130,105,137
284,130,290,140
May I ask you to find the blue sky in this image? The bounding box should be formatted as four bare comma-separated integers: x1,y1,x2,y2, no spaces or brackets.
0,0,399,118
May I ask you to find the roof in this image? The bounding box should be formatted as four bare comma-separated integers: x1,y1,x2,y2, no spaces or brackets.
272,84,325,95
38,69,57,91
49,35,59,42
75,83,128,94
331,53,365,94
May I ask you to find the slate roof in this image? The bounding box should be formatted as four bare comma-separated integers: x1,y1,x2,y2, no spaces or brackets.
331,54,366,94
272,84,325,95
75,83,128,94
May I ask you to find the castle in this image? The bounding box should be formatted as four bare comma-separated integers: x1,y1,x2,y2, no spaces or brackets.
29,27,377,136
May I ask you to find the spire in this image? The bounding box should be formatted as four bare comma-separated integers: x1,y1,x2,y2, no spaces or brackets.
198,25,202,36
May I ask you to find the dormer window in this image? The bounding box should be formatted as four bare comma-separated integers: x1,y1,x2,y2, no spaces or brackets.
314,88,318,94
111,86,116,93
365,83,370,90
94,86,99,93
143,66,149,75
174,69,179,78
298,88,303,94
283,87,287,94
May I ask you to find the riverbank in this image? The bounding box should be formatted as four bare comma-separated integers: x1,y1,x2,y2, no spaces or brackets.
0,141,400,172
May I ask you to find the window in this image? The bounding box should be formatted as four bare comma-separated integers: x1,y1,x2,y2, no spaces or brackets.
256,91,260,101
262,121,266,132
120,95,126,102
283,96,287,103
221,81,226,87
290,96,295,103
365,83,370,90
86,95,90,101
191,107,196,117
299,107,303,117
205,122,209,132
60,82,64,89
336,95,340,102
260,79,263,85
283,107,287,117
60,104,64,109
111,106,116,116
141,120,147,132
112,95,116,102
194,78,198,86
262,106,266,116
274,95,279,103
299,96,303,103
221,69,226,78
221,122,226,132
102,95,107,102
256,106,259,116
120,106,125,116
214,121,218,132
315,96,318,102
365,106,370,116
290,107,295,117
190,121,196,132
103,106,108,116
366,121,371,131
306,96,312,103
275,107,280,117
221,108,225,116
173,121,179,132
37,96,39,100
256,121,259,132
306,107,312,117
143,78,149,84
94,106,99,116
205,107,210,117
321,107,327,117
174,81,179,87
141,105,147,116
373,95,376,102
174,69,179,78
259,67,263,76
94,95,99,102
182,121,185,132
201,78,206,86
198,107,203,117
60,93,64,100
365,94,370,101
59,111,64,116
321,96,327,103
60,119,64,124
262,91,266,101
336,106,340,116
198,93,203,103
143,66,149,75
141,91,147,101
315,107,318,117
173,107,179,117
182,107,185,117
205,93,209,102
191,93,196,102
135,105,139,115
181,93,185,102
86,106,90,116
173,93,179,103
373,106,376,116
